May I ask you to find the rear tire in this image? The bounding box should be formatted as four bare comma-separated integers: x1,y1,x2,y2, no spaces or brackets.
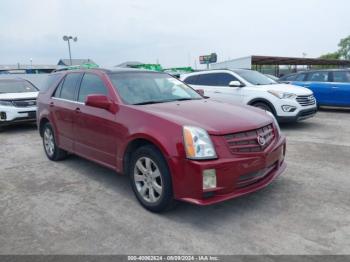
42,122,68,161
129,145,175,212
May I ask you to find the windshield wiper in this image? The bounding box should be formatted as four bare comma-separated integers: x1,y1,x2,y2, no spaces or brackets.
133,98,200,105
172,98,197,101
133,100,171,105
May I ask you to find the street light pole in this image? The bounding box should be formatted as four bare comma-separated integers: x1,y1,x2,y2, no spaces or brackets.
63,35,78,65
67,39,72,65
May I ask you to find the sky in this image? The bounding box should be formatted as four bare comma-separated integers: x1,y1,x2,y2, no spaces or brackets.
0,0,349,68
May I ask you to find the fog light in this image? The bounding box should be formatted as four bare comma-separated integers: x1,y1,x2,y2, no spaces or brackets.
282,105,296,112
203,169,216,190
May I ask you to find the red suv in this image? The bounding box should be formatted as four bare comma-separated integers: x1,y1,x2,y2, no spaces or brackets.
37,68,286,212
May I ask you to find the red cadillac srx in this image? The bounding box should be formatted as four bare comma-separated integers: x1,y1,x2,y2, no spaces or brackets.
37,68,286,212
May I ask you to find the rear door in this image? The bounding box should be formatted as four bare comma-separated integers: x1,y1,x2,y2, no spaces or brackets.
187,72,243,103
330,71,350,106
51,72,83,152
303,71,333,106
74,72,118,167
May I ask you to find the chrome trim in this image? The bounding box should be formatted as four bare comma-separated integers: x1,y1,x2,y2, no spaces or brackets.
51,97,85,105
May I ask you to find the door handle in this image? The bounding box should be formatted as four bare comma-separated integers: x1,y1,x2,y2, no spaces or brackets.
75,107,81,113
49,102,54,107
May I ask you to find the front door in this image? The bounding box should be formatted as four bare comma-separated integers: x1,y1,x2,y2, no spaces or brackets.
73,73,118,168
304,71,333,106
331,71,350,106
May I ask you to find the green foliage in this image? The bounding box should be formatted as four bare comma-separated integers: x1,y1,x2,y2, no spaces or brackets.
338,35,350,60
319,52,341,60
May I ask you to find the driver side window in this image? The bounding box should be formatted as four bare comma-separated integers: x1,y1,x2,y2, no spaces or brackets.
78,73,108,103
307,72,329,82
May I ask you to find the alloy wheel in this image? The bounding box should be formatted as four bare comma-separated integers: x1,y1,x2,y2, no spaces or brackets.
43,128,55,157
134,157,163,203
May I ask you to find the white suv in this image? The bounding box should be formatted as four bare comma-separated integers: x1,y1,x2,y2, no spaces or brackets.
181,69,317,123
0,78,39,128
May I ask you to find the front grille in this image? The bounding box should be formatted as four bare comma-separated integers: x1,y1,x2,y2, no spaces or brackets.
296,95,316,107
224,124,275,154
236,162,277,188
11,99,37,107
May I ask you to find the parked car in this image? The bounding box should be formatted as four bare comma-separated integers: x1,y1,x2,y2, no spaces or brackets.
264,74,280,82
279,69,350,107
37,68,287,212
0,78,39,128
181,69,317,123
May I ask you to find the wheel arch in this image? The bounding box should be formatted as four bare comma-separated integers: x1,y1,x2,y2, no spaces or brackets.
247,98,277,116
39,117,50,137
121,135,172,176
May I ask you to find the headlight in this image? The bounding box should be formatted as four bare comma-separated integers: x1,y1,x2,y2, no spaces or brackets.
266,111,281,138
0,100,13,106
268,90,297,99
183,126,217,160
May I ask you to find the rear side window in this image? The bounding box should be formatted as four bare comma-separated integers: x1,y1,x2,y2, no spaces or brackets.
59,73,82,101
78,74,108,102
196,73,238,86
53,79,64,97
332,71,350,83
183,75,199,85
307,72,329,82
295,73,307,81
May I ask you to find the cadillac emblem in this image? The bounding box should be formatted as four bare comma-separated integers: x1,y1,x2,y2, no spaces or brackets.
257,135,266,146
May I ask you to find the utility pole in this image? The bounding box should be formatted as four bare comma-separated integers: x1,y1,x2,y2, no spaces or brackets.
63,36,78,65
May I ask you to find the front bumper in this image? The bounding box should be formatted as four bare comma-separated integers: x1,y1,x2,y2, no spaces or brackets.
171,135,287,205
273,96,317,123
0,106,37,126
276,108,317,123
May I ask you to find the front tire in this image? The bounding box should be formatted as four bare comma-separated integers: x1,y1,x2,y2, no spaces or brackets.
129,145,175,212
42,122,68,161
252,102,273,114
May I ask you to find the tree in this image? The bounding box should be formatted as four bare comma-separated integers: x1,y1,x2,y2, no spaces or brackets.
319,52,341,60
338,35,350,60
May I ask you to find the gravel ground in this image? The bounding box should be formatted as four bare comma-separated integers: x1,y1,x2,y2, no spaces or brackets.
0,109,349,255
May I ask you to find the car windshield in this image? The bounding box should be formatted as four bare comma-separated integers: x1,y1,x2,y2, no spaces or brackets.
234,70,277,85
0,80,38,93
108,72,203,105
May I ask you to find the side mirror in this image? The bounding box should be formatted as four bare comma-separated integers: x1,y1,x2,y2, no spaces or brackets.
196,89,205,96
229,80,243,87
85,94,116,112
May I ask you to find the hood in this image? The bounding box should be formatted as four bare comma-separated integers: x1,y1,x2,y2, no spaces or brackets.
258,83,313,95
138,99,273,135
0,92,38,100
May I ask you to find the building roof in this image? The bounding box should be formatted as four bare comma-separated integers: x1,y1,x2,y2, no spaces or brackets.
0,64,57,70
115,61,143,68
251,55,350,66
57,59,96,66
